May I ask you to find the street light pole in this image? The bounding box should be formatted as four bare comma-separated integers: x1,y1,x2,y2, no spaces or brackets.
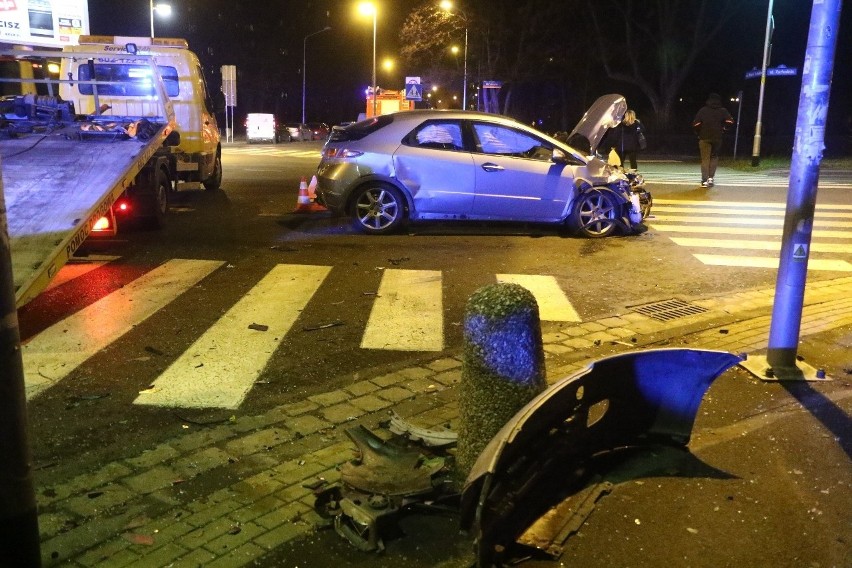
751,0,774,166
462,26,468,109
149,2,171,38
370,9,377,117
357,3,378,117
302,26,331,125
439,1,468,110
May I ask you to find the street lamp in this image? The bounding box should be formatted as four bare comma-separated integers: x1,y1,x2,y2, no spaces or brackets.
149,1,171,38
302,26,332,125
751,0,774,166
439,1,468,110
358,2,378,117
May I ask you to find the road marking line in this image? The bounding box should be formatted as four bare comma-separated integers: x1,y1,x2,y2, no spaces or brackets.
670,237,852,254
496,274,581,322
693,254,852,271
649,223,852,239
653,206,852,219
653,198,852,211
361,269,443,351
134,263,332,409
650,215,852,228
23,259,224,400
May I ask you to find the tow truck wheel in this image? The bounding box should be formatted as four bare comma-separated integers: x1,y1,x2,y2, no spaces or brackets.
203,153,223,191
139,169,171,229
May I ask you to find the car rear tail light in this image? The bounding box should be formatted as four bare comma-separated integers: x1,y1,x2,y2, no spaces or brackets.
322,147,363,159
92,216,112,232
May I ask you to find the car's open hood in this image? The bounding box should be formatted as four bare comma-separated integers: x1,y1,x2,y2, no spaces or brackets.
567,94,627,155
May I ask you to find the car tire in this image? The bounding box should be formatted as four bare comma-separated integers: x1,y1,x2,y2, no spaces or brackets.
570,188,619,238
203,152,223,191
137,167,170,229
351,183,406,235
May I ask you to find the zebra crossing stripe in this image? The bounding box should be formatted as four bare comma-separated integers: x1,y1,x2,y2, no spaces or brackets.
496,274,581,322
693,254,852,271
23,259,224,400
134,263,332,409
653,206,852,219
649,223,852,239
361,269,443,351
651,214,852,228
670,237,852,254
653,198,852,211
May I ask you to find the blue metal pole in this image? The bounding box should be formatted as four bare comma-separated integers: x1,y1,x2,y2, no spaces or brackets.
766,0,842,370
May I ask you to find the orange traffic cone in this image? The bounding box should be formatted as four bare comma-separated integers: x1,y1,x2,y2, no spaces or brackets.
307,175,319,201
292,176,327,213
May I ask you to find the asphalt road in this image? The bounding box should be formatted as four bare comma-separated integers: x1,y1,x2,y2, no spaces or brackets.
17,141,852,488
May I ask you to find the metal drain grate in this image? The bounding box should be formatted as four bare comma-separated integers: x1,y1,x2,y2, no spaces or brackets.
630,298,708,322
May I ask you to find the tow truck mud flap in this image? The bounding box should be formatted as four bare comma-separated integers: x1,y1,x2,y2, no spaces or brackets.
460,348,741,567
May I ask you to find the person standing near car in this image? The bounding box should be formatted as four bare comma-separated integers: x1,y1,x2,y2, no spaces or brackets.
601,109,645,170
693,93,735,187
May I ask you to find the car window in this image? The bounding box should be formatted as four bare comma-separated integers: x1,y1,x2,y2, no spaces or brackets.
472,123,553,161
403,120,464,151
329,114,395,142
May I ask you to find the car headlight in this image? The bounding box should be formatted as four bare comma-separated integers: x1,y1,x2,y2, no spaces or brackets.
606,171,627,184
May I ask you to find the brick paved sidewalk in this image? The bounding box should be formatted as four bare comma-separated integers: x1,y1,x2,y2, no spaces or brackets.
36,277,852,567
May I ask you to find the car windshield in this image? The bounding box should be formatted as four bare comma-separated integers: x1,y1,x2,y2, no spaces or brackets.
76,63,180,97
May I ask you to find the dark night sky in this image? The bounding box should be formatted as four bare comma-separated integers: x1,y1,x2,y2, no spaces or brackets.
84,1,851,147
85,0,423,124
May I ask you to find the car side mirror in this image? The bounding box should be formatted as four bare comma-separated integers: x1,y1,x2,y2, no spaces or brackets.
551,147,569,164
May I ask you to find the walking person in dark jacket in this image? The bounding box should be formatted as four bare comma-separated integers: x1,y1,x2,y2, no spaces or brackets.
693,93,735,187
602,109,645,170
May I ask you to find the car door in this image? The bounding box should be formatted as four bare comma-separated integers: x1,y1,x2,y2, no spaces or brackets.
393,119,475,216
469,122,574,221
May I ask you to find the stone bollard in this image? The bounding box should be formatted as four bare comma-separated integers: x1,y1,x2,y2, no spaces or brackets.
456,283,547,481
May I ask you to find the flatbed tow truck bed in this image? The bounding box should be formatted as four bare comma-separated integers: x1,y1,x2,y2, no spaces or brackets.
2,122,166,307
1,44,175,308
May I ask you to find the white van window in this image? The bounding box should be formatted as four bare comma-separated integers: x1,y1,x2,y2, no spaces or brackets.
76,63,180,97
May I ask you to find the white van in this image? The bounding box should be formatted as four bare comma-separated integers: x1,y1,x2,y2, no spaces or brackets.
246,113,276,143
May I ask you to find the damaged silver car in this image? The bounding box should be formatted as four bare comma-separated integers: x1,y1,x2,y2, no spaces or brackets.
315,94,651,237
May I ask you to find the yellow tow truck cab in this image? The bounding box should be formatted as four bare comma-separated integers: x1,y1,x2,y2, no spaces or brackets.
59,35,222,190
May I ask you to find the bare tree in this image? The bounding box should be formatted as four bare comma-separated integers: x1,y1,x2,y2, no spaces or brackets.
400,0,581,119
587,0,745,129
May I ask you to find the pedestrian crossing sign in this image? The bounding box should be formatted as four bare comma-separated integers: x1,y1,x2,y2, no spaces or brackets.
792,244,808,261
405,83,423,101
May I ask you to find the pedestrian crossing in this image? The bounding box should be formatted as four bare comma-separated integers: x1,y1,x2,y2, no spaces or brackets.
225,145,321,159
22,262,584,409
23,259,225,401
639,163,852,189
135,264,332,410
648,199,852,271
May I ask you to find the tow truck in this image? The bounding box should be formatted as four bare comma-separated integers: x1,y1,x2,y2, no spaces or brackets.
0,36,222,308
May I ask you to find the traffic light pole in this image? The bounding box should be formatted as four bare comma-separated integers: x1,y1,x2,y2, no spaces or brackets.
0,161,42,566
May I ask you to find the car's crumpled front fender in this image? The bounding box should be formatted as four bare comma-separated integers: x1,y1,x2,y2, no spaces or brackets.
460,348,741,566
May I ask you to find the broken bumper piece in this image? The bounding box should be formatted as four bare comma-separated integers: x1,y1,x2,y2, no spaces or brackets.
460,348,741,567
